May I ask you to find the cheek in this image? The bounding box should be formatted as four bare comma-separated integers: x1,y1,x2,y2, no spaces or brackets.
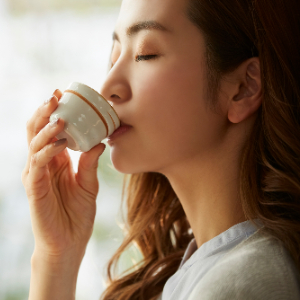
135,57,205,97
132,58,208,140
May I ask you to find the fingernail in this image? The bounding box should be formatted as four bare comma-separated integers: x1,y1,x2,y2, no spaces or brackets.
44,95,53,105
54,138,67,147
49,116,59,127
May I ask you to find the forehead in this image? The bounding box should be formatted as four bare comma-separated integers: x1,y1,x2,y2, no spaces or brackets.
115,0,188,36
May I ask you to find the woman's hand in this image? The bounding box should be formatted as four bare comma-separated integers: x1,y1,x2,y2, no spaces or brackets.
22,89,106,259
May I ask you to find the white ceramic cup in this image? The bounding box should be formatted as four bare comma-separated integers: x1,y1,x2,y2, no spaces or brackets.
49,82,120,152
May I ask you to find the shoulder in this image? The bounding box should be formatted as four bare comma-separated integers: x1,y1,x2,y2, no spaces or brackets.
188,227,300,300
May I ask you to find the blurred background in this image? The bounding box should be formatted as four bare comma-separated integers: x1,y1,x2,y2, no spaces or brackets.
0,0,137,299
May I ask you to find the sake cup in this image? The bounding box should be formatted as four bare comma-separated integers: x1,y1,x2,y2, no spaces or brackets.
49,82,120,152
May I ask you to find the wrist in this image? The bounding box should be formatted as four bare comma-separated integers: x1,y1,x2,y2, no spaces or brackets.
29,249,85,300
31,247,85,273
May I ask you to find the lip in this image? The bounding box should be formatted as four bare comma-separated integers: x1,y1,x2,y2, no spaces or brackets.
107,124,132,141
120,120,131,127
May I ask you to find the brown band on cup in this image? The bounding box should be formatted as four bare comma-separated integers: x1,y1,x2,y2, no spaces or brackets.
64,89,108,137
72,82,119,120
99,93,119,119
107,112,116,130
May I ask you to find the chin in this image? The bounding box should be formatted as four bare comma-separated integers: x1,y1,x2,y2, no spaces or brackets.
109,146,160,175
109,148,142,174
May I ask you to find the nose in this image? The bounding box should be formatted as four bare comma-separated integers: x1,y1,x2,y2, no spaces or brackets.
100,61,131,107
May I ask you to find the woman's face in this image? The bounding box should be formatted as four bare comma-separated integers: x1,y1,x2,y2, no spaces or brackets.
100,0,228,175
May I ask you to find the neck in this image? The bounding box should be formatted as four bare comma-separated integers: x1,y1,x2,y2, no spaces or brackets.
160,126,248,248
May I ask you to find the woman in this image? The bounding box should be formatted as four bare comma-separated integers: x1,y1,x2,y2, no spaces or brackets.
22,0,300,299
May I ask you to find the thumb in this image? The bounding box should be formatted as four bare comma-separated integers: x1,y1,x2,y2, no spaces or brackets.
76,143,106,194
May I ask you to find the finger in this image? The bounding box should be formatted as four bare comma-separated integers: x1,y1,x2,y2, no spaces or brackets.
26,93,59,147
28,138,68,189
53,89,63,100
25,117,65,176
76,143,106,195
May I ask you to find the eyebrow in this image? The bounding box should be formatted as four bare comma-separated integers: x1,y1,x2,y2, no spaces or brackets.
112,20,170,42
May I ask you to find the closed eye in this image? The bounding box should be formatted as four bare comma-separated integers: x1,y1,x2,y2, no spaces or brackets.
111,54,158,68
135,55,158,62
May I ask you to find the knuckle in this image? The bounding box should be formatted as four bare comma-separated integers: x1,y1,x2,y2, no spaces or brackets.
29,137,36,152
26,119,41,142
27,108,49,133
30,153,38,166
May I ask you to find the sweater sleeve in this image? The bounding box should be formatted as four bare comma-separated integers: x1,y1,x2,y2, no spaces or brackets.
187,236,300,300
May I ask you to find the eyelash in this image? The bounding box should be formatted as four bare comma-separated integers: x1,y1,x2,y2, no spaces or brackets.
135,54,158,62
111,54,158,68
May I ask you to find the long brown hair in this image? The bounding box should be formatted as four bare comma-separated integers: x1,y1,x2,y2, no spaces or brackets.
101,0,300,299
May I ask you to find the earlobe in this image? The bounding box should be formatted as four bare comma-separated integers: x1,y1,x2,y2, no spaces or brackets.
228,59,262,124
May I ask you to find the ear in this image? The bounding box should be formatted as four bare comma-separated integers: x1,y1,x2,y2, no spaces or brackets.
227,58,262,124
